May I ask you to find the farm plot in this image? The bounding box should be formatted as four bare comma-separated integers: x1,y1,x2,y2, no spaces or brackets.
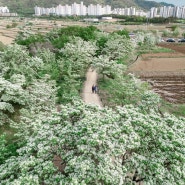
140,74,185,103
129,45,185,103
0,18,88,45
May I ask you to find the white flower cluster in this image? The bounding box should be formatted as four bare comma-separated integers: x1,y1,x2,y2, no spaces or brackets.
0,44,57,131
0,27,184,185
0,100,184,184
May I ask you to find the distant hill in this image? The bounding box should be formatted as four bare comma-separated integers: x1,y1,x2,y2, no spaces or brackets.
0,0,174,15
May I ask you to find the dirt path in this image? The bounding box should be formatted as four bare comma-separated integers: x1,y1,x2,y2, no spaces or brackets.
0,35,14,45
54,68,102,172
82,68,102,107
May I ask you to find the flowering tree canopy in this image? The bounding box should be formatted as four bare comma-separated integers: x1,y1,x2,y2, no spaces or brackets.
92,34,134,79
0,26,184,185
60,37,97,76
0,44,44,82
0,45,57,128
0,100,184,184
101,34,135,61
134,32,158,51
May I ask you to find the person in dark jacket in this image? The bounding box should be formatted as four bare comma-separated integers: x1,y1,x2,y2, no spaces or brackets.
95,85,98,94
92,84,95,93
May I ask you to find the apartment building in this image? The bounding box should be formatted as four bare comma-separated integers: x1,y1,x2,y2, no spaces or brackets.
159,6,185,18
34,2,185,19
149,7,158,18
35,2,111,16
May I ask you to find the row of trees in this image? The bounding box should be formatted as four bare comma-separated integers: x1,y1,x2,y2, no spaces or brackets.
113,15,179,24
0,26,184,184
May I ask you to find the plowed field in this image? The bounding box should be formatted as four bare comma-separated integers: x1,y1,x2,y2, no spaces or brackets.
129,43,185,103
158,43,185,54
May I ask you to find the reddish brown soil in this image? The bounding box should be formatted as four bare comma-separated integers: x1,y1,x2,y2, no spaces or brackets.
158,43,185,54
129,44,185,104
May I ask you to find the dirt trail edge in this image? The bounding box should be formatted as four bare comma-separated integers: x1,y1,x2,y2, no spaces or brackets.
54,69,102,171
82,68,103,107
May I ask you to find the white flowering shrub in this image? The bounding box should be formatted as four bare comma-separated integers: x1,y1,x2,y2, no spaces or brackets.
162,29,171,37
139,90,162,113
134,32,157,51
36,49,56,66
60,37,97,76
135,32,145,45
15,29,36,42
0,44,44,82
0,73,57,129
144,33,157,48
0,45,58,128
12,75,58,138
102,34,135,61
0,75,27,125
93,55,120,79
92,34,134,79
0,135,7,163
0,100,184,184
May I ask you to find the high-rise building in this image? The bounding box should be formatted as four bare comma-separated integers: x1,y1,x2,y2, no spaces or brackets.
149,7,158,18
34,2,185,19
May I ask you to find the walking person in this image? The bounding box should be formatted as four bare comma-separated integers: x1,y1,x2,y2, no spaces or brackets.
95,85,98,94
92,84,95,93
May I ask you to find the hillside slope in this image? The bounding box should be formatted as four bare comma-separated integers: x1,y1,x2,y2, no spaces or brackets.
0,0,173,14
